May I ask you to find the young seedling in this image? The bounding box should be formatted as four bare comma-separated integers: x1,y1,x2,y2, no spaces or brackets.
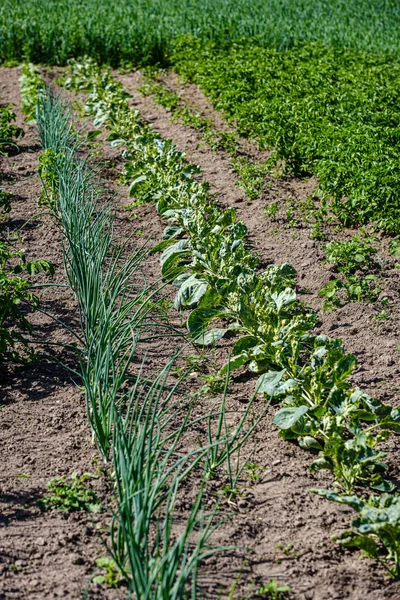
39,472,102,513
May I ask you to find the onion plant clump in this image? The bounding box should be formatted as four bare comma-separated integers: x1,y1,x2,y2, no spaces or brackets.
63,59,400,576
109,360,232,598
36,89,157,459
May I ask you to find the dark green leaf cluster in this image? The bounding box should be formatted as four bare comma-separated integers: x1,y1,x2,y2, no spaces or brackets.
0,105,23,155
40,472,102,512
172,37,400,232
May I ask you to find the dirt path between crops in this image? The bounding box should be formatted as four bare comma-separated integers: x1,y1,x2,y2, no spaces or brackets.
1,64,400,600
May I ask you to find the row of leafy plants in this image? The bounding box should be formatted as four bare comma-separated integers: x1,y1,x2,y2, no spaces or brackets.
137,72,390,313
58,58,400,578
0,102,54,361
21,74,283,598
169,37,400,234
138,70,268,202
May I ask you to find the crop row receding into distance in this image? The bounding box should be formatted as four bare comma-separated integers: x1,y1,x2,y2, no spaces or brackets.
20,74,280,598
28,58,399,579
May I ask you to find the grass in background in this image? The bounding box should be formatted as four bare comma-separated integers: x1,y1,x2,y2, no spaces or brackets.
2,0,400,66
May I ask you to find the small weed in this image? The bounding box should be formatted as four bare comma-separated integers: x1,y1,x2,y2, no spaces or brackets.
264,201,279,220
172,353,207,378
217,481,246,505
93,557,123,588
15,472,30,479
244,462,264,483
275,543,299,560
319,236,380,309
253,579,291,599
231,157,270,201
310,222,327,241
372,310,390,321
200,371,229,396
39,472,102,512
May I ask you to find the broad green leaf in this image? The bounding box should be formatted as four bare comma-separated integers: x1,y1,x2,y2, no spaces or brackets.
271,288,296,312
163,225,183,240
272,405,309,430
221,352,249,374
85,129,102,141
193,328,227,346
173,275,208,310
256,370,298,397
298,436,323,451
310,488,364,511
232,335,258,355
160,239,190,278
370,479,396,492
129,174,147,195
333,531,380,559
187,307,225,337
150,238,177,254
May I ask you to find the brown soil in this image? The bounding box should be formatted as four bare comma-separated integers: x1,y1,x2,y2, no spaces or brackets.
1,64,400,600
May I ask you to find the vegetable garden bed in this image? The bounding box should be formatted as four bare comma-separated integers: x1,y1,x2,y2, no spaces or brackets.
1,25,400,599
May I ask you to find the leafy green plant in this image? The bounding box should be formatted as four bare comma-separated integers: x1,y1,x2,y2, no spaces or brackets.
231,157,270,200
264,202,279,220
40,472,102,512
324,237,378,276
388,237,400,256
19,63,45,121
0,236,54,360
93,557,123,587
253,579,291,599
200,371,229,396
0,105,24,154
313,489,400,577
319,236,380,309
244,462,264,483
319,274,379,310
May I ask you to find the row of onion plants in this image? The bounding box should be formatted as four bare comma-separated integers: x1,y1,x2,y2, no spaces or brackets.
21,80,248,597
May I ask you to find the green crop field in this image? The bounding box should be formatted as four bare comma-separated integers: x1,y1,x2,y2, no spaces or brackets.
1,0,400,65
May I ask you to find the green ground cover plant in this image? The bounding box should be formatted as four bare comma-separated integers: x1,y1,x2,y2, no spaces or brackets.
0,105,23,153
0,105,53,361
62,59,400,576
40,472,102,512
318,236,380,309
171,37,400,232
